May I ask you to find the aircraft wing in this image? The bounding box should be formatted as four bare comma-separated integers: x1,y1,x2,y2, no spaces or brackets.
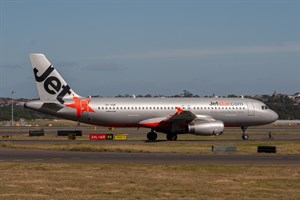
167,107,197,123
139,107,216,132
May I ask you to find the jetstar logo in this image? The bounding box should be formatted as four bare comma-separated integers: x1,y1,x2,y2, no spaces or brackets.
176,107,184,115
66,96,95,118
34,65,71,104
209,101,244,106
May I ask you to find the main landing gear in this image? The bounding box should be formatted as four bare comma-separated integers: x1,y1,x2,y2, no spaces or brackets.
241,126,249,140
147,131,157,141
166,133,177,141
147,131,178,141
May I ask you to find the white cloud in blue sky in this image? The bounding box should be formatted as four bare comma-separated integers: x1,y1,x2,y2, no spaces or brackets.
0,0,299,98
94,43,299,60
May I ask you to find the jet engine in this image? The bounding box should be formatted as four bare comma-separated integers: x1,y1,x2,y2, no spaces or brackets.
186,120,224,136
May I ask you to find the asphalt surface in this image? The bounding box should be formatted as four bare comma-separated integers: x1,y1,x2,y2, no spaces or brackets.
0,147,299,165
1,125,299,165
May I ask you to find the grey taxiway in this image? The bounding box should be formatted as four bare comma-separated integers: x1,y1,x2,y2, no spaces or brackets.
1,146,300,165
1,125,299,165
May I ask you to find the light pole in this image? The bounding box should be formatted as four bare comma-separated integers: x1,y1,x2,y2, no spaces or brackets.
11,91,15,126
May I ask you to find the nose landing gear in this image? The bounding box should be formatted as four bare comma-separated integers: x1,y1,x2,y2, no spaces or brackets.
241,126,249,140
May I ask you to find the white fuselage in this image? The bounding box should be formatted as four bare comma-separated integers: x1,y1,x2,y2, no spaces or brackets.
26,97,278,128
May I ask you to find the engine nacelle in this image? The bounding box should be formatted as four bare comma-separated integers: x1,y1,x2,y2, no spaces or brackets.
186,120,224,136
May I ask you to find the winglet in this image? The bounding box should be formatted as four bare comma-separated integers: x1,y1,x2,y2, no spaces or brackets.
176,107,184,115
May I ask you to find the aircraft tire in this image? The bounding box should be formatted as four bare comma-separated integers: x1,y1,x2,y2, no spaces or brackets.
242,134,249,140
166,134,177,141
147,132,157,141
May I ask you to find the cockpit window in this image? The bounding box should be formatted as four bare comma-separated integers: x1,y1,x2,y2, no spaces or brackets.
262,105,268,110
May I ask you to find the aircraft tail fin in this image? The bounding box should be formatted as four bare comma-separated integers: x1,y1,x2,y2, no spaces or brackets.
29,54,80,104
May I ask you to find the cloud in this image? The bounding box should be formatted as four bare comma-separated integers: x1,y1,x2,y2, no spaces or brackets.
85,62,122,71
95,43,300,60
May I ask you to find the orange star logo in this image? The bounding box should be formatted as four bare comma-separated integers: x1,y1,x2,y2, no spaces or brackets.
176,107,184,115
66,96,95,118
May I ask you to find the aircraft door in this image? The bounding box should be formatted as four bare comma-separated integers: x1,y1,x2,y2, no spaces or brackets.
247,102,255,116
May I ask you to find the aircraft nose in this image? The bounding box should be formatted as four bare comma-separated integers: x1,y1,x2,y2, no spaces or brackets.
270,111,279,123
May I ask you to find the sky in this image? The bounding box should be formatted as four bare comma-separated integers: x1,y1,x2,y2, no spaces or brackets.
0,0,299,98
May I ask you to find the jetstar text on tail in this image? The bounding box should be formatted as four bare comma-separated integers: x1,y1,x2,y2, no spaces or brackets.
34,65,71,104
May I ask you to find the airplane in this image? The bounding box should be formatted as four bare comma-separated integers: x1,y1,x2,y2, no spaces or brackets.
24,54,278,141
